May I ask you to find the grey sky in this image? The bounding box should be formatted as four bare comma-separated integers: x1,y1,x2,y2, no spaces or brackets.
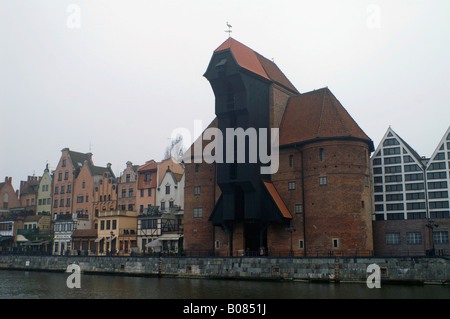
1,0,449,190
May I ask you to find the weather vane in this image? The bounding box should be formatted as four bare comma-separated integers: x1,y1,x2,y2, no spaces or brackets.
225,22,232,37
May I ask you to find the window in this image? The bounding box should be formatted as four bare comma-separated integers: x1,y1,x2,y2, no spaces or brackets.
428,191,448,199
383,138,400,146
386,203,404,211
384,156,401,165
385,175,402,183
386,194,403,201
77,196,84,203
407,232,422,245
289,155,294,167
433,231,449,244
406,192,425,200
383,147,400,155
319,176,327,186
298,240,304,249
148,189,152,197
195,164,199,173
319,148,325,162
144,173,152,182
122,189,127,198
165,185,170,195
126,174,131,183
194,186,201,195
62,159,66,167
82,181,85,188
215,240,220,249
288,182,296,190
332,239,339,248
65,172,69,180
106,220,111,230
386,233,400,245
112,220,117,230
295,204,303,214
160,202,165,211
385,166,401,174
427,172,447,180
194,207,203,218
100,220,105,230
129,188,134,197
429,201,449,209
67,185,71,193
58,173,62,181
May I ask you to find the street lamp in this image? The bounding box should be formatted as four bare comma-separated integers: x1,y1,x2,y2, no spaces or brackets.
287,225,296,257
110,231,115,255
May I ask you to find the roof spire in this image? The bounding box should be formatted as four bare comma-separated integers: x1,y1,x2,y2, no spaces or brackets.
225,22,232,38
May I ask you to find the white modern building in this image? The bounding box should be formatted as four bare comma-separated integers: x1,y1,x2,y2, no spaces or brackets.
371,126,450,256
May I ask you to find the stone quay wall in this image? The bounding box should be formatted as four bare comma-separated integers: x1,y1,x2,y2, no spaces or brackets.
0,255,448,284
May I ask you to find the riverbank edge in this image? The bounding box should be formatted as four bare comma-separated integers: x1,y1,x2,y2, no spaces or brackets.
0,255,449,285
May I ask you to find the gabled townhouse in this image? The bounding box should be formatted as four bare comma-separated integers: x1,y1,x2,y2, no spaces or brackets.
52,148,93,221
0,177,21,213
0,177,23,251
117,161,139,212
93,167,118,224
36,164,52,216
72,160,114,230
136,160,158,213
19,176,40,214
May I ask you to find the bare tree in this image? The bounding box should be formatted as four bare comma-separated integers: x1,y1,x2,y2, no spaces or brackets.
163,134,185,161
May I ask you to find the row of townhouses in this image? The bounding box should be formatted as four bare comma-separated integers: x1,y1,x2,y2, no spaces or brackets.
1,37,449,257
0,151,185,256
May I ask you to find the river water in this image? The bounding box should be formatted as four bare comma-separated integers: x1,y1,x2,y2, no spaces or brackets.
0,270,449,299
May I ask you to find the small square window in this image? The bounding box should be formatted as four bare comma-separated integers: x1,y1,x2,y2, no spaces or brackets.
295,204,303,214
319,176,327,186
288,182,296,190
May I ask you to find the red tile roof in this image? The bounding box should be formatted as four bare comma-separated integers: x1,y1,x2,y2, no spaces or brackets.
279,87,373,149
214,38,299,94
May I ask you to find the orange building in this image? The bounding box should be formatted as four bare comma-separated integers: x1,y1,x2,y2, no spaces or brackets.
72,161,114,230
93,170,118,219
52,148,92,221
136,160,158,212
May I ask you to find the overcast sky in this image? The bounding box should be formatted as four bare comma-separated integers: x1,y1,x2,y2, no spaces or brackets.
1,0,449,190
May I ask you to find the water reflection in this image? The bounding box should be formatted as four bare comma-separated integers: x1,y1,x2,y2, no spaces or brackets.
0,270,448,299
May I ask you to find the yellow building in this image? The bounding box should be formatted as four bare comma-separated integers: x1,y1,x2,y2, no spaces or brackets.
96,210,138,255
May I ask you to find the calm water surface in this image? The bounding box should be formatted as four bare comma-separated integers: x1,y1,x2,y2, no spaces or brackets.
0,270,449,299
